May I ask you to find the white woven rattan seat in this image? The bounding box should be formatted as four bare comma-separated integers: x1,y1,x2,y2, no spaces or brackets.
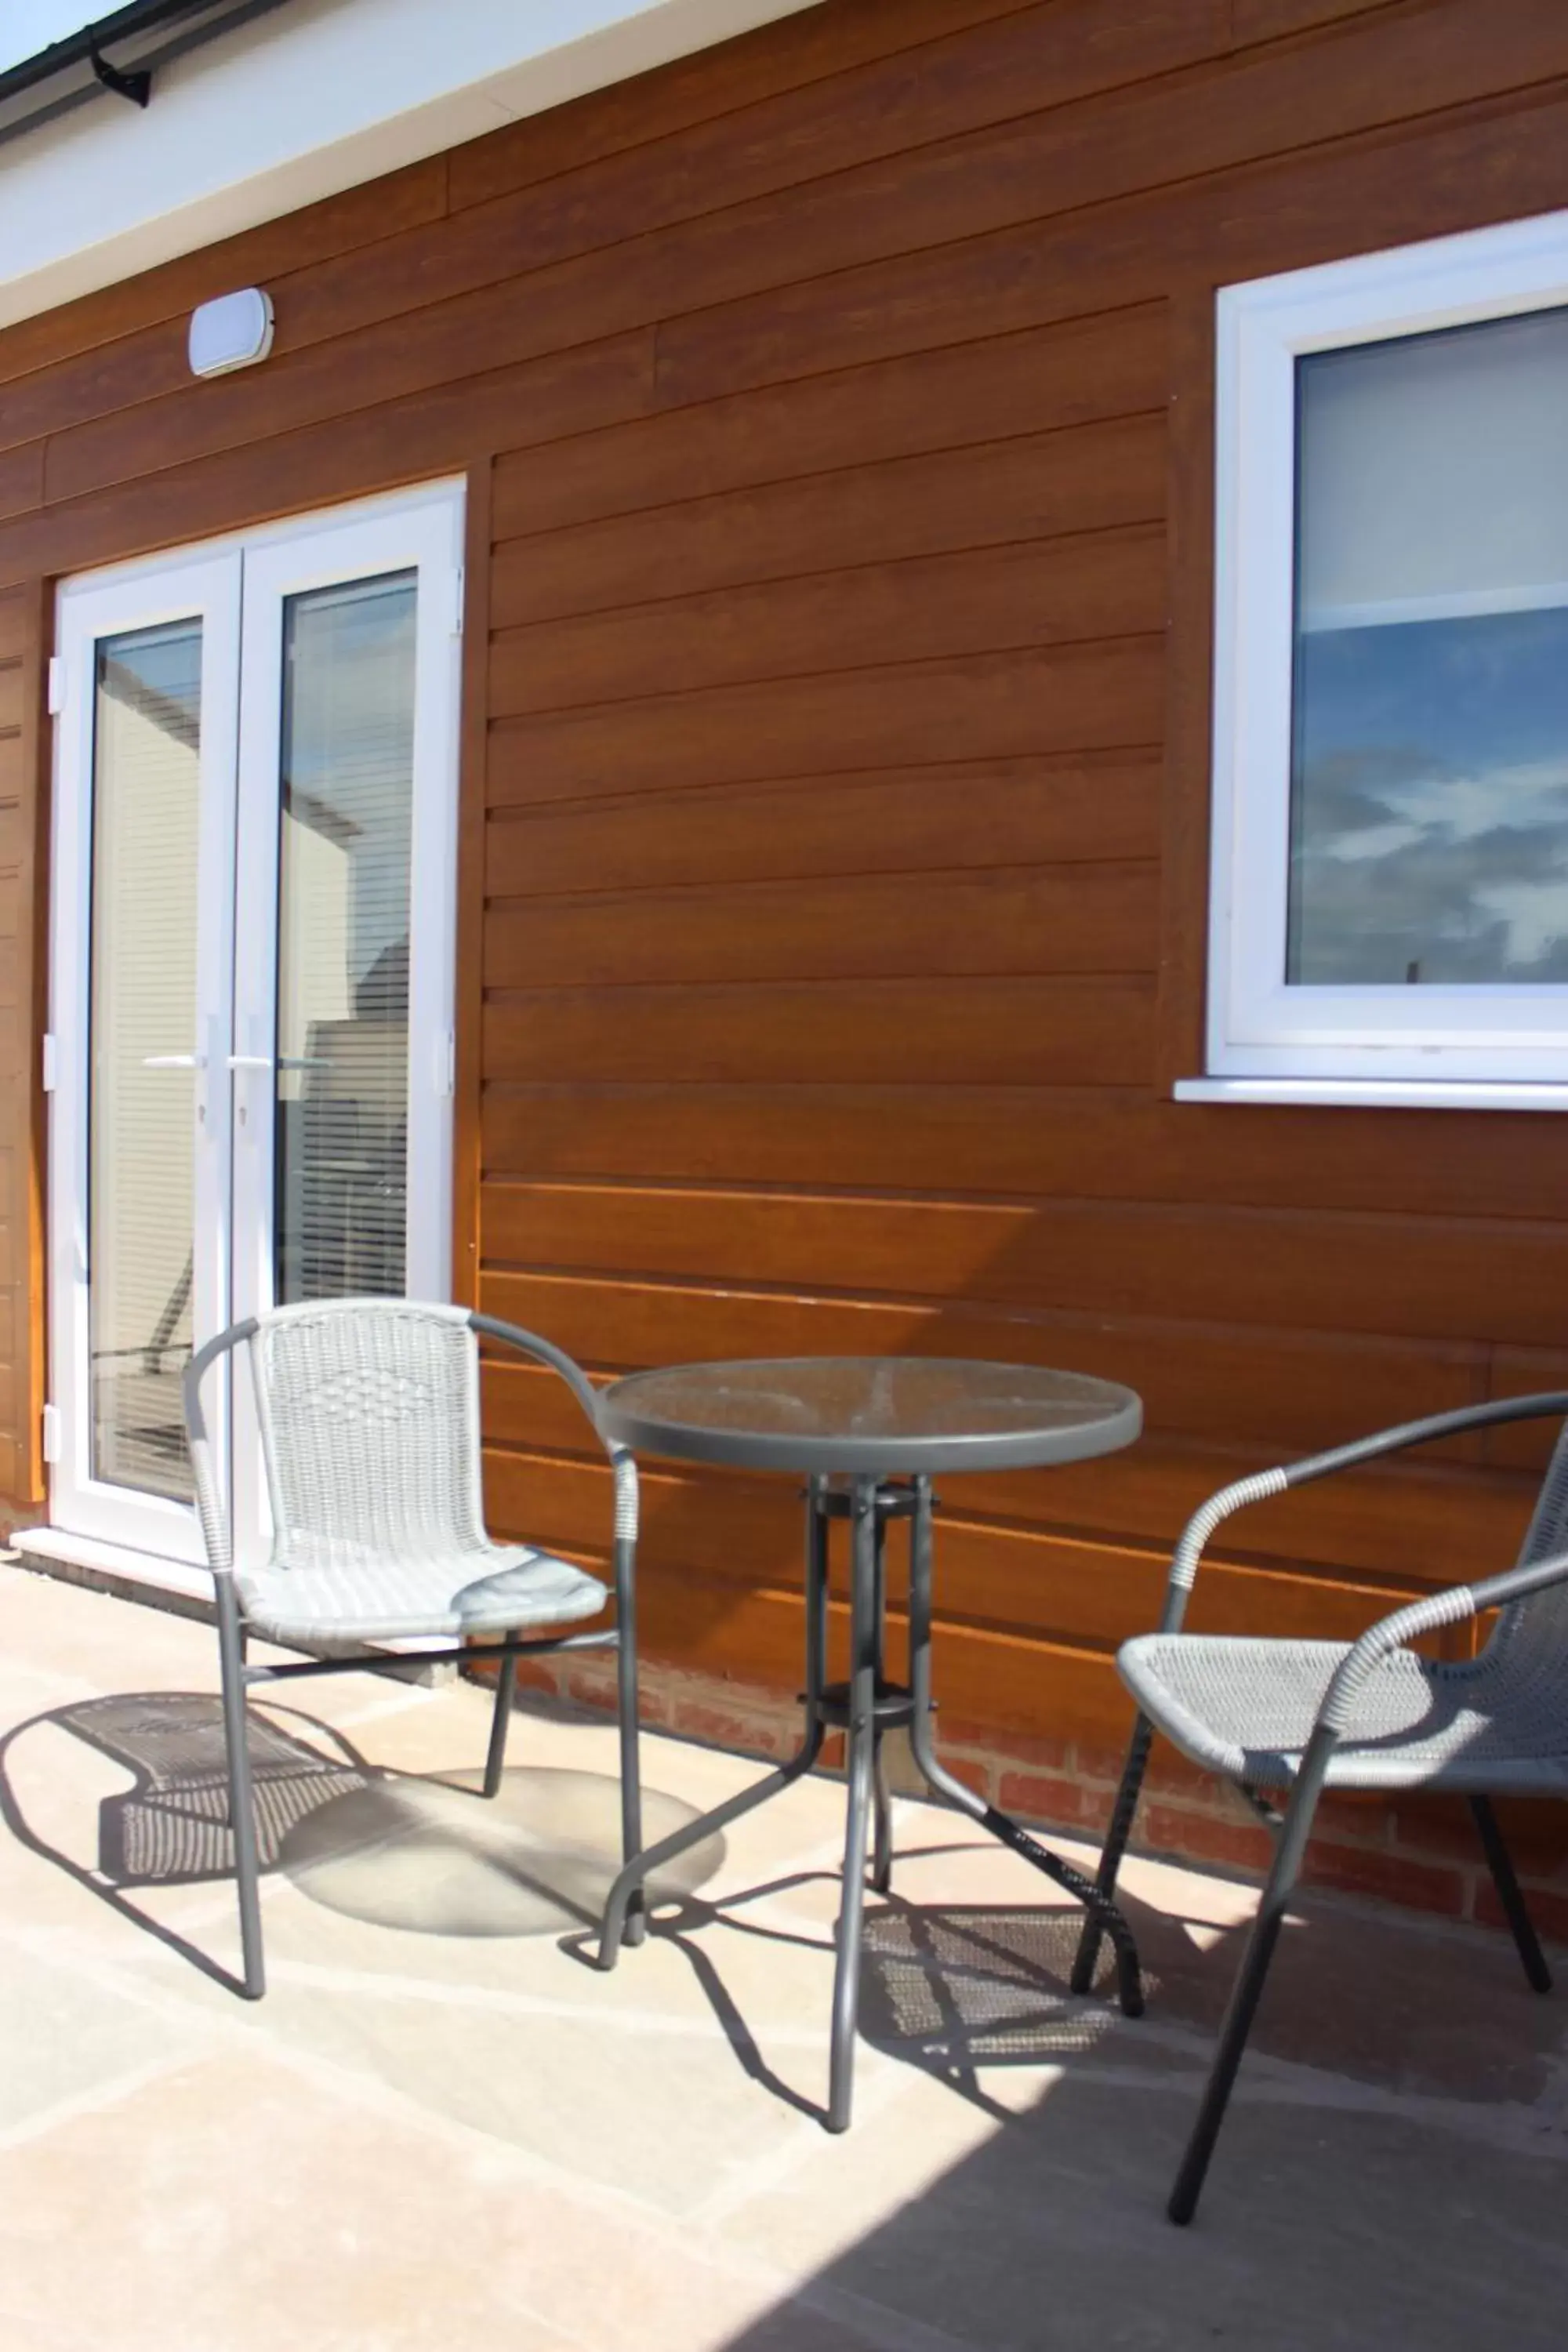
235,1546,604,1646
1120,1632,1568,1794
237,1299,605,1644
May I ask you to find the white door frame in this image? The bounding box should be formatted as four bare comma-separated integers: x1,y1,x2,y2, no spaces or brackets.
46,477,465,1577
49,551,243,1562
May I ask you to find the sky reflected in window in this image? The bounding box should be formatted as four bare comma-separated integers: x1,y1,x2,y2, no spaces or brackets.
1287,604,1568,984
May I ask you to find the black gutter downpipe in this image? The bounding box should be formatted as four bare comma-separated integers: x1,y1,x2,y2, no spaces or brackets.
0,1,295,146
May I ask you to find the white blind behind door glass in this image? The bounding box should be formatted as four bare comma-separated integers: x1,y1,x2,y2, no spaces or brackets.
89,620,202,1499
274,571,416,1305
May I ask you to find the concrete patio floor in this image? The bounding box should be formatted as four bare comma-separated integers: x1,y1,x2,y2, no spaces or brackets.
2,1562,1566,2352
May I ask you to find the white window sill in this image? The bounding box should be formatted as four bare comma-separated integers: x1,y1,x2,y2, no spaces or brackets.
1174,1077,1568,1112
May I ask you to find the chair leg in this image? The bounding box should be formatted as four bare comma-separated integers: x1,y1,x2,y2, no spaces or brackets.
1070,1711,1155,1995
614,1531,646,1947
1168,1730,1333,2227
1471,1796,1552,1994
870,1733,894,1897
216,1576,266,2001
1168,1885,1291,2226
482,1651,517,1798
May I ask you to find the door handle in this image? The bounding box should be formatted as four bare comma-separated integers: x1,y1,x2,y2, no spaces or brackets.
227,1053,327,1071
143,1054,206,1069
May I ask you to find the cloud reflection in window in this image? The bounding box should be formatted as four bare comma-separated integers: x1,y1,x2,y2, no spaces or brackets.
1287,605,1568,984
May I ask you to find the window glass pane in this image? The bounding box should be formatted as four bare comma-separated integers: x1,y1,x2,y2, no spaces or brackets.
1287,307,1568,985
89,620,201,1499
274,571,416,1305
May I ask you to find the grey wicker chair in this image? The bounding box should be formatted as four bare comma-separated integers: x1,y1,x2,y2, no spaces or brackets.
183,1298,642,1999
1070,1390,1568,2225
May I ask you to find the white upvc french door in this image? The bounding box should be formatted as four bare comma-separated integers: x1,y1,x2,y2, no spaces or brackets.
48,481,464,1574
50,553,243,1560
227,495,463,1552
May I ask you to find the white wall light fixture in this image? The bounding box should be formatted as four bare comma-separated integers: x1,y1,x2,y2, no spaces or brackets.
188,287,274,379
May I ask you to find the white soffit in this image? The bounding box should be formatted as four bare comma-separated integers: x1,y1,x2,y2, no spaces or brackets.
0,0,825,328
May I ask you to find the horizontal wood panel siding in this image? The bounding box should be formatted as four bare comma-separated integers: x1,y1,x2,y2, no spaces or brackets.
3,0,1566,1774
490,307,1169,541
485,754,1164,896
488,410,1168,624
488,527,1167,714
477,1268,1487,1457
480,1182,1568,1353
483,975,1156,1084
477,1359,1536,1581
485,863,1160,985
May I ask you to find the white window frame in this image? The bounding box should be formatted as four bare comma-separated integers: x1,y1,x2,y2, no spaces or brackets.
1193,207,1568,1107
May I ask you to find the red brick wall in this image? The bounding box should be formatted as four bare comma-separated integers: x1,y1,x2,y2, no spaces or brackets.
499,1649,1564,1941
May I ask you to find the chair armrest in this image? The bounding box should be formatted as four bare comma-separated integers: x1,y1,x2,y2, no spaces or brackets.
1318,1547,1568,1733
468,1313,638,1543
1167,1468,1292,1609
1162,1391,1568,1632
1280,1391,1568,1488
469,1313,606,1444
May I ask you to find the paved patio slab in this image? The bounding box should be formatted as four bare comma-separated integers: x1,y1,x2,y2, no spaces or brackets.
2,1563,1566,2351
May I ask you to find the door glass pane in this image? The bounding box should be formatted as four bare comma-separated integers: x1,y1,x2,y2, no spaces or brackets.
1287,305,1568,985
89,620,201,1500
275,571,416,1305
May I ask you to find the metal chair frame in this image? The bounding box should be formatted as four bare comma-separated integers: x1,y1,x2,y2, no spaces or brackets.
184,1304,643,2000
1069,1390,1568,2224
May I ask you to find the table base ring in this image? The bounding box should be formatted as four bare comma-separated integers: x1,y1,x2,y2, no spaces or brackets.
809,1677,915,1731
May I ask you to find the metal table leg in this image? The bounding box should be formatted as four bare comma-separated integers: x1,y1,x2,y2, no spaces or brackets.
597,1475,831,1966
596,1463,1142,2131
903,1475,1144,2020
869,1497,895,1898
827,1475,879,2130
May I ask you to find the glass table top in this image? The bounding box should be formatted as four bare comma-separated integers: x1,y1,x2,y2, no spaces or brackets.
597,1356,1142,1475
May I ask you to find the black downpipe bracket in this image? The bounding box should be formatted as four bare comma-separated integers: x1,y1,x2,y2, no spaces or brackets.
88,41,152,106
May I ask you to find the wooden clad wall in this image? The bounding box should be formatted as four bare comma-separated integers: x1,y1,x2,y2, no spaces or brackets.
2,0,1568,1766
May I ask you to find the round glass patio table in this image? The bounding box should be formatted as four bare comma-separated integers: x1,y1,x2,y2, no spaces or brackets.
593,1356,1145,2132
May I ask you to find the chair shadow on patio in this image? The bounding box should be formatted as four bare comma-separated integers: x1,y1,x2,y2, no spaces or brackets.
596,1839,1160,2130
855,1893,1134,2111
700,1858,1568,2352
0,1689,724,1993
608,1813,1568,2143
855,1849,1568,2116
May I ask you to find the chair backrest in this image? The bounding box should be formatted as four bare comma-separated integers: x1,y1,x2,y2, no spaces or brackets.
1485,1414,1568,1676
249,1298,488,1573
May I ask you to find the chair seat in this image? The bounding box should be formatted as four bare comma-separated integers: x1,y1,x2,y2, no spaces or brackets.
235,1541,608,1646
1119,1632,1568,1794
